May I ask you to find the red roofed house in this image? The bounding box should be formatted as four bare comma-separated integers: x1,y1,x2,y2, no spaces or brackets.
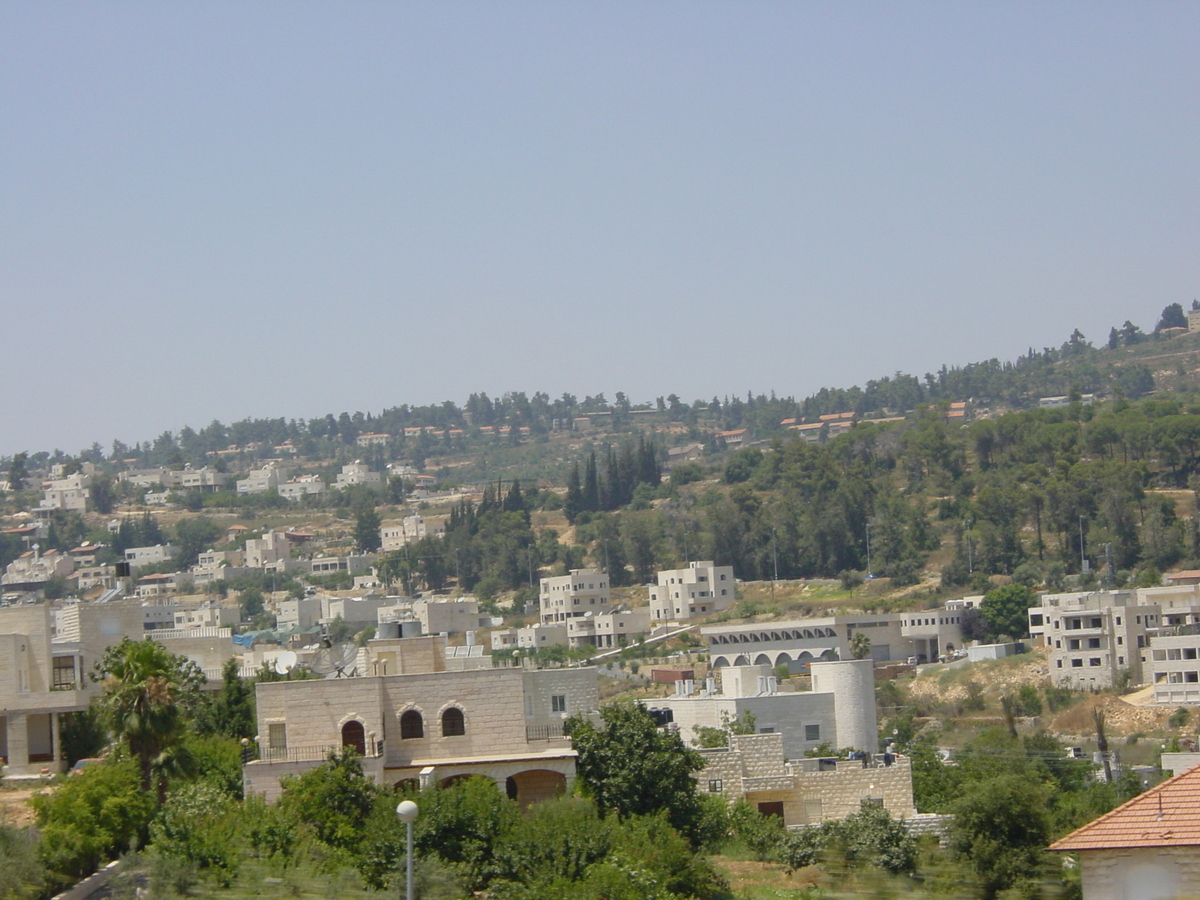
1050,764,1200,900
717,429,748,448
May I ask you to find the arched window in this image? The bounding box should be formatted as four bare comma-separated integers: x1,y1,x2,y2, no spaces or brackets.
400,710,424,739
441,707,465,737
341,720,366,755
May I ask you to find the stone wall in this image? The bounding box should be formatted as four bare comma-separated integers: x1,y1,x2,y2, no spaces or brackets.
1077,846,1200,900
696,733,915,827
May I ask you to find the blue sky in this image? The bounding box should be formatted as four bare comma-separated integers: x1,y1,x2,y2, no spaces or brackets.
2,3,1197,456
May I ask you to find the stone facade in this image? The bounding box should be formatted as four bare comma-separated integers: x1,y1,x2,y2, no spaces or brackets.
703,609,964,670
698,733,914,827
539,568,610,624
243,635,597,804
1073,847,1200,900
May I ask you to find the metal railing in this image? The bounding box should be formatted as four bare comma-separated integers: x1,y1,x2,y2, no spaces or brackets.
256,740,384,763
526,723,568,741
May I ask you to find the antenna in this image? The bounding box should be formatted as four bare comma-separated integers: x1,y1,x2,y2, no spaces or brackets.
273,650,298,675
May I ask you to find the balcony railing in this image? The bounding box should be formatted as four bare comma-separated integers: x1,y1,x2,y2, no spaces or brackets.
256,740,384,763
526,723,568,741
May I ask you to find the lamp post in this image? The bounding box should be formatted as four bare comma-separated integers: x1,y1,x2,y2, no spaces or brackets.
396,800,419,900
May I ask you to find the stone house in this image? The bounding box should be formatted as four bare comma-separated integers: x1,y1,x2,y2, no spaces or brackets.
243,634,598,805
698,732,914,827
1050,763,1200,900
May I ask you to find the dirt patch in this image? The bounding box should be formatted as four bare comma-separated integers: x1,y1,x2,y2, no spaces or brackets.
0,787,45,828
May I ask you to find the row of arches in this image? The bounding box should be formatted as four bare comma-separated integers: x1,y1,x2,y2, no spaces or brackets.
709,627,838,645
710,648,839,672
393,770,569,809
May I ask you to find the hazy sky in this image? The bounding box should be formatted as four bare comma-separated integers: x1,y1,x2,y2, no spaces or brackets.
2,3,1197,457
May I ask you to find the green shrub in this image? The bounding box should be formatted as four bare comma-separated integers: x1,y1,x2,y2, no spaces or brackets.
31,756,155,882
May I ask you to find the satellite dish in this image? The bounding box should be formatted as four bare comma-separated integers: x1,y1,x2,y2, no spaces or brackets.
308,642,360,678
274,651,298,675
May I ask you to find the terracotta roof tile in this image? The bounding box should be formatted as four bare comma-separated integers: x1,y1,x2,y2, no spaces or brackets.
1050,764,1200,852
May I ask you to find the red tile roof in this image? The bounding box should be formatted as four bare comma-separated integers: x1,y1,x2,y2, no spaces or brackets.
1051,764,1200,852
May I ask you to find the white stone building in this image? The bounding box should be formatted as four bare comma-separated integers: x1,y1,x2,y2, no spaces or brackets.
334,463,383,490
567,606,652,649
1030,590,1164,688
236,464,289,495
703,609,965,672
539,568,611,624
380,515,445,551
124,544,178,572
648,561,736,623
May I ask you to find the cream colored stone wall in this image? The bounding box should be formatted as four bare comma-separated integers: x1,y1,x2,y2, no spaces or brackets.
697,733,914,827
521,667,599,726
1077,846,1200,900
789,758,914,823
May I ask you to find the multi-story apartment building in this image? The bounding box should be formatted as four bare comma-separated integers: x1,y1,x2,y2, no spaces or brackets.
236,464,289,495
2,548,75,588
244,531,290,569
37,472,91,512
539,568,611,624
277,476,328,501
490,623,569,651
334,463,383,490
1030,590,1164,688
380,515,445,551
124,543,178,572
567,606,652,649
648,561,736,623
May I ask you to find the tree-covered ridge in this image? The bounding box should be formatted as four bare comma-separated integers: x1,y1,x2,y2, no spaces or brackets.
9,304,1195,470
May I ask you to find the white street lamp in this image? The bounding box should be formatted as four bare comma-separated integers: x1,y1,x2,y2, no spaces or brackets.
396,800,419,900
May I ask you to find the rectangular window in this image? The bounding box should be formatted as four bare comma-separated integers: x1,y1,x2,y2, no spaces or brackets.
1089,658,1102,667
1071,659,1083,667
1056,660,1063,668
1116,617,1122,625
1187,672,1199,684
268,723,287,750
52,656,76,689
805,724,821,741
708,780,723,793
1088,638,1101,649
1153,649,1167,661
551,695,567,713
1117,636,1124,645
1186,649,1198,660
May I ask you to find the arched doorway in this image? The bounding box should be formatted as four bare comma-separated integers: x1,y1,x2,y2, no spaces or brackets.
341,720,366,755
507,769,567,808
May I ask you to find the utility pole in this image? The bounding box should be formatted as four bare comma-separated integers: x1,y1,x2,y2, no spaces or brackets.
1079,515,1086,574
866,522,873,578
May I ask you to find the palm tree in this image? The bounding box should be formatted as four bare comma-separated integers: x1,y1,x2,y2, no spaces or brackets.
849,632,872,660
98,638,190,803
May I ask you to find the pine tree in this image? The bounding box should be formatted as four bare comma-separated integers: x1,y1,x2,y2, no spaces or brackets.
564,464,584,524
584,452,600,513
